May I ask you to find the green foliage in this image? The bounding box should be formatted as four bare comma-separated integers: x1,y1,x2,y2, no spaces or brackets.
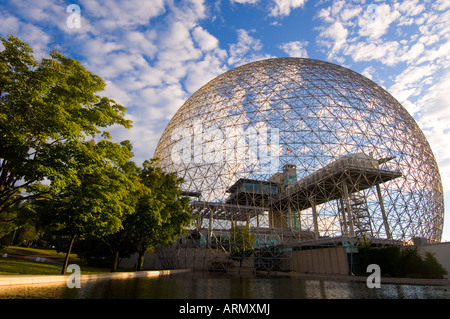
120,160,192,270
423,252,448,279
0,200,37,248
0,36,192,272
229,225,255,263
0,35,131,216
397,247,425,278
137,160,192,246
359,245,448,279
35,140,136,239
359,246,401,277
356,235,373,249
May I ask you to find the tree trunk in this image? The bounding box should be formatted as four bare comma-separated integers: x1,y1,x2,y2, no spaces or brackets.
111,249,120,272
61,235,75,275
137,242,148,271
137,252,145,271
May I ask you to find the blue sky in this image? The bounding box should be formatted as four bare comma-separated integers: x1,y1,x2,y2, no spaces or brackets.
1,0,449,241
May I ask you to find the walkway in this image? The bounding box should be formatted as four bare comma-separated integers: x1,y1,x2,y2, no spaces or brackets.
0,269,191,286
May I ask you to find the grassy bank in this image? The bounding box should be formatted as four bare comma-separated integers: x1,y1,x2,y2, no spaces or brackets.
0,245,110,275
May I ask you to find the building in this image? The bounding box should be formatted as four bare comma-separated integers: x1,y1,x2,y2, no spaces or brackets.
153,58,445,274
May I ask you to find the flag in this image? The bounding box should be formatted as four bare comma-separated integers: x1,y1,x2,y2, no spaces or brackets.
286,147,293,153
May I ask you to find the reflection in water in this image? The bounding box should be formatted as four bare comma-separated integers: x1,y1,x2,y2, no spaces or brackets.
0,272,449,299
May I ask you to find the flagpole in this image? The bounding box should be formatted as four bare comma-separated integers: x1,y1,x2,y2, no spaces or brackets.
286,146,288,165
286,147,293,166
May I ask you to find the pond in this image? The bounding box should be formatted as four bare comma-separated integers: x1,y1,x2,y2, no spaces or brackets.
0,271,449,299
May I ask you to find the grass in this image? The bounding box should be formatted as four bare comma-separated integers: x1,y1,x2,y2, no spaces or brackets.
0,245,110,275
0,259,65,275
0,246,76,263
0,259,111,275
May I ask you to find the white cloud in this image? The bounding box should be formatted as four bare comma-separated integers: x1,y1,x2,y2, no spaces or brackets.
433,0,450,11
158,21,203,69
192,26,219,51
228,29,271,66
125,30,158,57
361,66,376,80
316,1,450,72
389,64,437,113
13,0,214,165
279,40,308,57
5,0,65,25
231,0,259,3
79,0,165,29
101,80,133,107
317,5,333,23
417,71,450,131
167,0,207,28
318,20,348,58
0,10,52,58
269,0,307,17
314,0,450,195
397,0,426,16
342,40,406,66
185,52,228,92
357,3,400,40
340,6,362,21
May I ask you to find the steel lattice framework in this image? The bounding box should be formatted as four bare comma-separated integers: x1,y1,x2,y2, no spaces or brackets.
153,57,444,267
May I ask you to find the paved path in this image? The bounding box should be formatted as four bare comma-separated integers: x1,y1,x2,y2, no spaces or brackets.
0,268,191,286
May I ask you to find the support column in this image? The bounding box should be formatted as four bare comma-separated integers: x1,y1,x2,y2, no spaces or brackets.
311,199,319,240
298,205,302,232
198,215,203,232
256,211,260,228
208,211,213,248
338,198,348,236
376,184,392,239
288,202,293,230
342,180,355,237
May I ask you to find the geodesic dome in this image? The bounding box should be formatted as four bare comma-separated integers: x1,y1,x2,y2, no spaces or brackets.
153,58,444,242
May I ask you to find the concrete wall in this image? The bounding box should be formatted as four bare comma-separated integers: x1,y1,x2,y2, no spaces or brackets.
282,247,348,275
174,248,254,271
119,253,163,270
119,249,230,271
415,242,450,279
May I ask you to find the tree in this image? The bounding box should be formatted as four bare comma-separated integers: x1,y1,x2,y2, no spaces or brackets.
0,35,131,220
1,35,134,273
124,160,191,271
0,200,36,247
229,225,255,270
98,160,191,272
98,160,148,272
36,140,137,274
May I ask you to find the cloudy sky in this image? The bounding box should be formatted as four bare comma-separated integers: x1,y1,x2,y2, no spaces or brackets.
1,0,449,240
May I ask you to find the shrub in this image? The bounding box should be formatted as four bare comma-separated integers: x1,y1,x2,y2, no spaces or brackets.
422,252,448,279
358,246,447,279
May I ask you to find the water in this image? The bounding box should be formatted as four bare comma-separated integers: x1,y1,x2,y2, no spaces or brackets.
0,272,449,299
